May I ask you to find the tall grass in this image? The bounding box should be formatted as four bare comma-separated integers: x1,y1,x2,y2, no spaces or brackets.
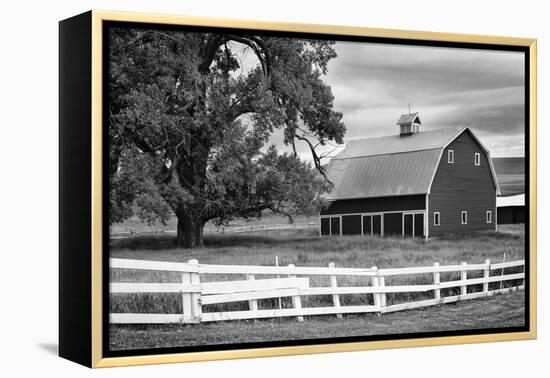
110,224,525,314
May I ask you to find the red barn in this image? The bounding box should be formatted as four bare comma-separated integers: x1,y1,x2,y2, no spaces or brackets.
320,113,500,238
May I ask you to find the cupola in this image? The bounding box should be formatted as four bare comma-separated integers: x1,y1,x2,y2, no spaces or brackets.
396,112,422,136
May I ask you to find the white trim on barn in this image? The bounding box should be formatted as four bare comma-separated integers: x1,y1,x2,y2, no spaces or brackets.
448,149,454,163
433,212,440,226
461,211,468,225
321,210,427,238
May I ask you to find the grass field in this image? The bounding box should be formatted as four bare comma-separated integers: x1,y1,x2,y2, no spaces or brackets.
109,220,525,351
110,290,525,350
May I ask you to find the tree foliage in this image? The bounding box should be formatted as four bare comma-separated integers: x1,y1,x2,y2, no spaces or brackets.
108,27,345,247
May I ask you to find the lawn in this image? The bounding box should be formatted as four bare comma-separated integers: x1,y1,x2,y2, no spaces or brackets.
109,222,526,351
110,290,525,350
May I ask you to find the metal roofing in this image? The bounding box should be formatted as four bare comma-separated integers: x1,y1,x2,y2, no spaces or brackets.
497,194,525,207
396,112,421,125
325,149,442,200
333,126,465,159
325,126,500,200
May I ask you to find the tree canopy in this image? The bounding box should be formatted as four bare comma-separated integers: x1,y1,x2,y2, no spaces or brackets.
108,27,346,247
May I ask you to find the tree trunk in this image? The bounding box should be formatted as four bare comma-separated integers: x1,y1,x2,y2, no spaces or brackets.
176,211,205,248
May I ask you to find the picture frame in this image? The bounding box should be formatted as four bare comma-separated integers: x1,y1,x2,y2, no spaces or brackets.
59,10,537,368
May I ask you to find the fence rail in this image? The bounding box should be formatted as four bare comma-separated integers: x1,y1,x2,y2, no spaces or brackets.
110,257,525,324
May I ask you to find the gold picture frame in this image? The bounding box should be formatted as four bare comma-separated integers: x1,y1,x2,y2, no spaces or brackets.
59,9,537,368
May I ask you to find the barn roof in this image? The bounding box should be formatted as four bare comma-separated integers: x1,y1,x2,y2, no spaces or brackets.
333,126,465,159
325,126,500,200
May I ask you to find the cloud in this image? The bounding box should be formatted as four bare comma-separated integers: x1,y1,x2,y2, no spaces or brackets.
321,41,525,156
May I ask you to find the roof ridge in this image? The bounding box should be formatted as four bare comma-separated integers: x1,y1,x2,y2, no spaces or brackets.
330,147,444,161
346,125,466,144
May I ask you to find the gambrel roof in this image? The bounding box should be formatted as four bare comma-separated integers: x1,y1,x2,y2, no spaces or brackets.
324,126,500,200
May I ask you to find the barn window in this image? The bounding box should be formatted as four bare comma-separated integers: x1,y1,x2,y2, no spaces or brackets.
461,211,468,225
448,150,454,163
474,152,481,166
433,212,440,226
486,211,492,223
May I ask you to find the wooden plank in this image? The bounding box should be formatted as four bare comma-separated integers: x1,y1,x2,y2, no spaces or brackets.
110,313,196,324
300,285,435,295
198,264,377,276
200,305,379,322
379,262,489,276
381,298,439,313
111,258,523,278
111,285,525,323
201,277,309,295
381,285,524,314
328,263,342,318
437,273,524,289
201,288,300,305
490,260,525,270
110,282,201,293
110,258,198,273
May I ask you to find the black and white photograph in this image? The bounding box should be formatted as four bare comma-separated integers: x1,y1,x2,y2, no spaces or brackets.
106,22,528,354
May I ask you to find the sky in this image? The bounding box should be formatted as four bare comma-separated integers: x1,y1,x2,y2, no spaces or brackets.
256,40,526,162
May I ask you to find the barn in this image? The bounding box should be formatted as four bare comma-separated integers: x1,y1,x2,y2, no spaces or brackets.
320,113,500,238
497,194,525,224
492,157,526,225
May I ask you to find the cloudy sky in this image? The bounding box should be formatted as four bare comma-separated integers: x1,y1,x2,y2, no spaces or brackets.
261,40,525,162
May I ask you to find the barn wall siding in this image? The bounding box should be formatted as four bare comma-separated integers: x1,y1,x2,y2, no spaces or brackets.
429,131,497,237
320,194,425,215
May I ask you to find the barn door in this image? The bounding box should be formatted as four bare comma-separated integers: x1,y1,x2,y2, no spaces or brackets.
330,217,340,236
414,213,424,238
372,215,382,235
362,215,372,236
404,214,414,237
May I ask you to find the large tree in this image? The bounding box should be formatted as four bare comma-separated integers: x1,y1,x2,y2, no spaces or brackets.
109,27,345,248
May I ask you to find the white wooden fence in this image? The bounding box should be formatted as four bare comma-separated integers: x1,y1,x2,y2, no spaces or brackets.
110,258,525,324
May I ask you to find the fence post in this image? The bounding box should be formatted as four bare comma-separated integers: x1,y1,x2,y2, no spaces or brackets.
288,264,304,322
379,274,387,309
371,266,381,311
246,274,259,315
483,259,490,294
328,262,342,318
433,262,441,300
182,260,199,323
460,261,468,296
189,259,201,323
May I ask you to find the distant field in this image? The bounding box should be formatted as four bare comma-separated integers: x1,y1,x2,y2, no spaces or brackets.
492,157,525,196
109,223,525,350
110,213,318,237
497,174,525,196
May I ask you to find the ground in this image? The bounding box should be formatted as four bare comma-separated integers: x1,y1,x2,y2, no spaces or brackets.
110,291,525,350
109,215,526,351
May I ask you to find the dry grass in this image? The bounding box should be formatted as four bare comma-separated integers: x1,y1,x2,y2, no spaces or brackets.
109,224,525,314
110,290,525,351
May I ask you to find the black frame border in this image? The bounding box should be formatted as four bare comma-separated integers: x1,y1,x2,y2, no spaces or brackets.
101,20,531,359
